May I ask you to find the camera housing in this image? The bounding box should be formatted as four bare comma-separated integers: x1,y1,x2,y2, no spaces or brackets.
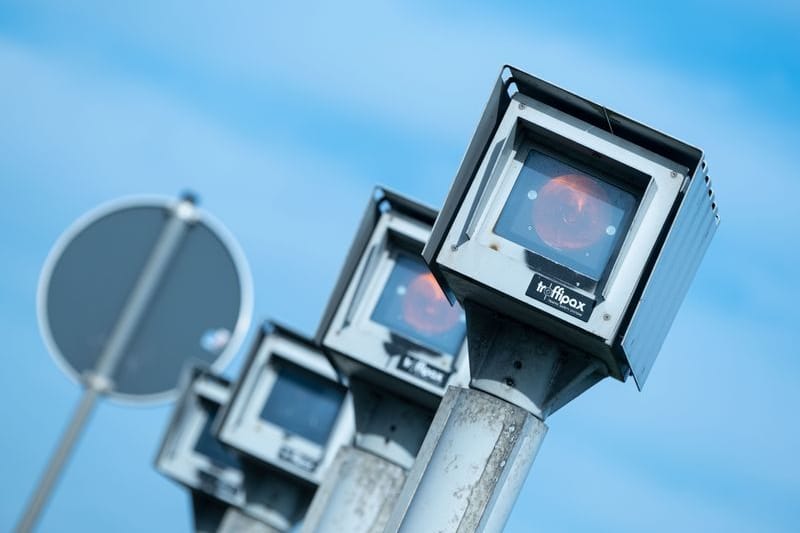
316,188,470,408
215,322,354,486
154,368,251,510
424,66,719,388
155,367,310,530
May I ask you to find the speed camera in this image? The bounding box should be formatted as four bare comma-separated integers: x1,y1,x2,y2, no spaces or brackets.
155,367,309,531
215,322,355,485
155,368,244,503
316,187,470,407
424,65,719,387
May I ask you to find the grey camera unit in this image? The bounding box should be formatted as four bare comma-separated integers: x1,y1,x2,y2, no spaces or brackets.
155,369,244,504
385,67,720,532
215,322,354,486
424,65,719,388
317,187,470,407
155,367,307,531
301,188,471,533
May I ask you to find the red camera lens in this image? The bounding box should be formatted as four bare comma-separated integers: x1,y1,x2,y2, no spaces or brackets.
532,173,612,250
371,254,466,355
494,149,638,281
401,272,461,335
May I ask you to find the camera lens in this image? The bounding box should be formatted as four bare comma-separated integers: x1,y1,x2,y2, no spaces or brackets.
260,364,346,446
402,272,461,335
493,149,638,281
371,254,466,355
532,173,611,250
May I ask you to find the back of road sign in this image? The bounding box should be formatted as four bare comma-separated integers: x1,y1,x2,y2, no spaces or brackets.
38,196,253,403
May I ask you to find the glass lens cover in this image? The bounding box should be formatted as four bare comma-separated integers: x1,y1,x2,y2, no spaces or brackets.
494,149,638,281
370,253,465,355
259,363,345,446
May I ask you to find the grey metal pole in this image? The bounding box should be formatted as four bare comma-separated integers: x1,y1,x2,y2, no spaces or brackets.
192,492,282,533
301,381,433,533
93,199,195,379
218,509,282,533
385,388,546,533
15,387,101,533
241,468,310,531
383,302,607,533
16,198,195,532
302,447,407,533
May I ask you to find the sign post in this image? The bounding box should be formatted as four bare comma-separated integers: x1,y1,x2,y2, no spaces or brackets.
16,194,252,532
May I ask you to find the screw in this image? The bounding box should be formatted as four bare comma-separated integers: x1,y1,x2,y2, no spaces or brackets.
518,102,525,110
602,313,611,321
670,171,678,178
504,377,515,387
450,244,458,251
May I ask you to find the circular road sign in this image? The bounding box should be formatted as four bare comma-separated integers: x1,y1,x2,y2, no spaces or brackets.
37,196,253,403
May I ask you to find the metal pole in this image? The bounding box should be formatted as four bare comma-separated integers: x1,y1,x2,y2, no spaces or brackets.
302,380,432,533
385,387,546,533
241,467,310,531
383,302,606,533
218,509,282,533
302,447,407,533
16,198,196,532
15,387,101,533
191,492,282,533
93,199,195,379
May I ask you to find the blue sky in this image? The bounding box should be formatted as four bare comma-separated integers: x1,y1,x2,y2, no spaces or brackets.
1,1,798,531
